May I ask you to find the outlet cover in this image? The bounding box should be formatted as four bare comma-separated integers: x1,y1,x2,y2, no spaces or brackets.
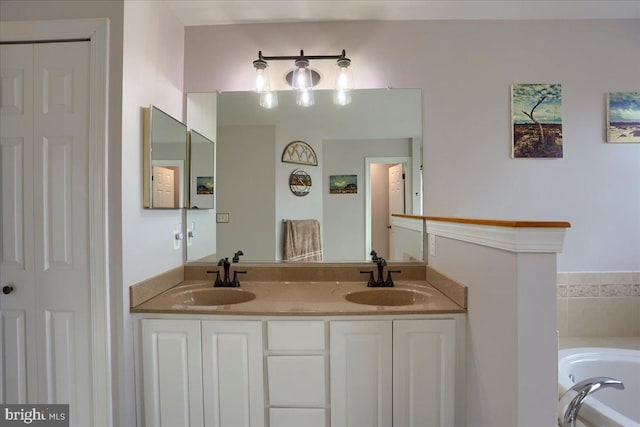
216,213,229,223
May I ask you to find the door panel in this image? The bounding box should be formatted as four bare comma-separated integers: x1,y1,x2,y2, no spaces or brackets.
153,165,176,208
0,42,38,405
202,320,265,427
388,163,405,259
330,320,392,427
142,319,204,427
42,136,73,270
1,137,26,268
0,310,28,403
0,41,92,426
393,319,456,427
33,42,91,427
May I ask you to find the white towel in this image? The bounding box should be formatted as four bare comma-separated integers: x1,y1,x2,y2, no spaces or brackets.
283,219,323,262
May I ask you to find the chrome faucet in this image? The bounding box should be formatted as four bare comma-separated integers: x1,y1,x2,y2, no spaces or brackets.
558,376,624,427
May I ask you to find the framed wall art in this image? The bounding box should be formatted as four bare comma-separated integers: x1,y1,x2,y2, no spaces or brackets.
196,176,214,195
607,92,640,143
281,140,318,166
511,83,563,158
329,174,357,194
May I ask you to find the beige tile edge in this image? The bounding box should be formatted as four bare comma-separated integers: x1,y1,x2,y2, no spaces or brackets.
130,266,184,308
426,266,468,309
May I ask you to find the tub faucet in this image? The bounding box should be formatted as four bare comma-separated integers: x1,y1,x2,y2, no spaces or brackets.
558,376,625,427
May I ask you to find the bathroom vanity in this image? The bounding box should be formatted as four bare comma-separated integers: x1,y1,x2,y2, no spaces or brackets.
130,263,467,427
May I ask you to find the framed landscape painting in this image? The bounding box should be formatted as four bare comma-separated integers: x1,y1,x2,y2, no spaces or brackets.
329,174,357,194
607,92,640,143
511,83,563,158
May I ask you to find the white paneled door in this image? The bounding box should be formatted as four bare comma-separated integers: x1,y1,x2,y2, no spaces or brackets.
0,41,92,427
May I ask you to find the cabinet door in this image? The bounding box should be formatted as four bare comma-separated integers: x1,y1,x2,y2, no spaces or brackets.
393,319,456,427
201,320,264,427
330,320,392,427
141,319,204,427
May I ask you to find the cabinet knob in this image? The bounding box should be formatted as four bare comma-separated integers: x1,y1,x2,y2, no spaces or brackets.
2,285,14,295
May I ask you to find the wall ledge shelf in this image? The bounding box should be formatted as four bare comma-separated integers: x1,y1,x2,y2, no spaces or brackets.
425,216,570,254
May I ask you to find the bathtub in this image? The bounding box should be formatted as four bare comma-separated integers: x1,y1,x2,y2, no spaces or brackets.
558,348,640,427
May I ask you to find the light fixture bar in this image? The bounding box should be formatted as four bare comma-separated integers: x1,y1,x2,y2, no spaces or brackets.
257,49,349,62
253,49,353,108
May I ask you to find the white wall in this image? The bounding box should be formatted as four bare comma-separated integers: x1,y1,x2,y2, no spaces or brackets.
323,139,411,260
120,2,185,426
184,20,640,272
216,125,277,260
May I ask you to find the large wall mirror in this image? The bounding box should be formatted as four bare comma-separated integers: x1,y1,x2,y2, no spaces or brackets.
186,88,423,262
143,105,188,209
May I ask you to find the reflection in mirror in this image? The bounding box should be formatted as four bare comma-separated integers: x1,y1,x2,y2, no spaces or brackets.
186,93,218,262
187,88,423,262
143,105,188,209
189,130,215,209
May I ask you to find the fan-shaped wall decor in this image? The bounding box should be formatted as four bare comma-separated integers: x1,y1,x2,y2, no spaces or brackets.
281,140,318,166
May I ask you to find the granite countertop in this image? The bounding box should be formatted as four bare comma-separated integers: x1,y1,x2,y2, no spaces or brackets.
130,280,466,316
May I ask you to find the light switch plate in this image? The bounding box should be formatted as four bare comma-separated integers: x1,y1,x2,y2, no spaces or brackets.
173,225,182,250
186,222,194,247
216,213,229,223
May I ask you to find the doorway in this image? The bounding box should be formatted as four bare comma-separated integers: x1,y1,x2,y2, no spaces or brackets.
365,157,412,260
0,19,110,426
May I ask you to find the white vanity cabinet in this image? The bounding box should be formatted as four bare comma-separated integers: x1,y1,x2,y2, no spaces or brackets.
266,320,328,427
138,318,264,427
136,315,463,427
330,319,457,427
140,319,204,427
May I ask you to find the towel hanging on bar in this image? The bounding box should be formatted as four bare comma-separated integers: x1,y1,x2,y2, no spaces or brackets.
282,219,323,262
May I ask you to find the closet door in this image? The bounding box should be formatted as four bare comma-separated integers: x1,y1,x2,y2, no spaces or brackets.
0,43,37,405
0,41,92,427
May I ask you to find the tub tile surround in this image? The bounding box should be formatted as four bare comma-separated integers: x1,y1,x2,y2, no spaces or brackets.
557,272,640,337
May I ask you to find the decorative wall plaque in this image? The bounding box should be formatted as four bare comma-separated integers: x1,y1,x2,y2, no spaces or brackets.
289,169,312,197
282,141,318,166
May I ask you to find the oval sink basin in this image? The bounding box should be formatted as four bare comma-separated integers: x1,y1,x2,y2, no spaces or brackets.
345,289,429,306
167,288,256,306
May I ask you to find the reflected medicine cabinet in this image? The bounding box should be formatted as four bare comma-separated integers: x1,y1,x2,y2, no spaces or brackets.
143,105,188,209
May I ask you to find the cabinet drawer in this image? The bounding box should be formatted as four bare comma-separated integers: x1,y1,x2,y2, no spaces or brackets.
267,356,325,406
267,321,325,351
269,408,325,427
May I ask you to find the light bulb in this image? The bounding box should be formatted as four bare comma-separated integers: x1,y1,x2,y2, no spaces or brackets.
254,69,267,93
292,58,312,90
296,89,314,107
260,91,278,109
334,57,353,106
333,89,351,106
253,58,270,93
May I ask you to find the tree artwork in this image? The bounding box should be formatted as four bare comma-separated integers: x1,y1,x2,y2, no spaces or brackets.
512,83,563,158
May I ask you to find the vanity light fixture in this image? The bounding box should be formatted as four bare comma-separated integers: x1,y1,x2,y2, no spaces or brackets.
252,49,353,108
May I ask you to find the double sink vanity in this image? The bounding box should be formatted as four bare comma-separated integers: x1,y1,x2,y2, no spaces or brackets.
130,262,468,427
